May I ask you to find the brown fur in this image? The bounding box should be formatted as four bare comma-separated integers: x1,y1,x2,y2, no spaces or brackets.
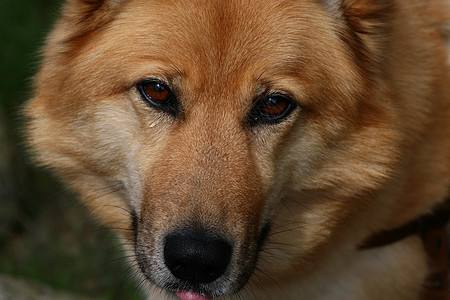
25,0,450,299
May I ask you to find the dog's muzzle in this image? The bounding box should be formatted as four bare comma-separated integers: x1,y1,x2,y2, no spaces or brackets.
135,217,270,299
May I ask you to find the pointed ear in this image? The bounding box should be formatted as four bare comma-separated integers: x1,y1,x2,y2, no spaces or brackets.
63,0,125,21
66,0,125,11
321,0,392,76
319,0,342,16
59,0,126,48
320,0,391,18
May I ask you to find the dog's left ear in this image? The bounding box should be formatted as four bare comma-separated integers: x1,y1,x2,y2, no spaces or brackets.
319,0,341,15
320,0,392,75
320,0,391,17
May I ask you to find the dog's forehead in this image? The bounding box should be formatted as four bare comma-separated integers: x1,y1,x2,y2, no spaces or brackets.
112,0,331,85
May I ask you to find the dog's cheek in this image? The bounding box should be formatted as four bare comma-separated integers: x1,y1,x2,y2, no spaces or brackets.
253,99,400,277
26,91,172,240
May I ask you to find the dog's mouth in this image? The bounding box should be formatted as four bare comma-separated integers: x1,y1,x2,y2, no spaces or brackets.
135,221,271,299
175,291,213,300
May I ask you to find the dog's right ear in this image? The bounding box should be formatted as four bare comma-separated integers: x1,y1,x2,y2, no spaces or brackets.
58,0,126,48
63,0,126,23
64,0,126,14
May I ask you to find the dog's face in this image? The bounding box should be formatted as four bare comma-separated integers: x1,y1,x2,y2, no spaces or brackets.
27,0,398,298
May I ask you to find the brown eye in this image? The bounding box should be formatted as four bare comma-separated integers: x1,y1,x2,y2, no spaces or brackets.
144,82,169,102
249,94,297,126
137,80,178,116
261,96,289,116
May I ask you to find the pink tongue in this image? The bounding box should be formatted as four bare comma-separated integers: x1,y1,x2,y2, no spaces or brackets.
175,291,213,300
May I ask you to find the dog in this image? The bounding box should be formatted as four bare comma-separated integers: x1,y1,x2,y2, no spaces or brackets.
25,0,450,299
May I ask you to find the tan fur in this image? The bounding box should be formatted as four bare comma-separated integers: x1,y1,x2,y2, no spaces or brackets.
25,0,450,299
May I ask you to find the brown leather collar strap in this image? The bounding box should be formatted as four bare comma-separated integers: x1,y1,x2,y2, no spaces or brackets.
360,199,450,300
420,200,450,300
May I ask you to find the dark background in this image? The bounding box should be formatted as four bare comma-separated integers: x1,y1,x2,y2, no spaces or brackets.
0,0,144,299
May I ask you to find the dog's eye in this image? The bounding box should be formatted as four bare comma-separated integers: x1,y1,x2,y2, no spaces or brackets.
137,80,178,116
249,94,297,126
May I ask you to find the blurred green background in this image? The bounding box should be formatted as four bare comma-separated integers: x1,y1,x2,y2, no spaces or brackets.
0,0,144,299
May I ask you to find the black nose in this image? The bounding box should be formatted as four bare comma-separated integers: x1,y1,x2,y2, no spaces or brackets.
164,229,232,284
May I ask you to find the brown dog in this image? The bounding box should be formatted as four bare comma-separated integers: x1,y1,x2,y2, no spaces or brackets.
25,0,450,299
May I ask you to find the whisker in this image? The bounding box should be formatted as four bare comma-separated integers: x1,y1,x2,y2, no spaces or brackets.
247,272,272,299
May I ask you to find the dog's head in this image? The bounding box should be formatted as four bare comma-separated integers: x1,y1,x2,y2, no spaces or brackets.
26,0,403,298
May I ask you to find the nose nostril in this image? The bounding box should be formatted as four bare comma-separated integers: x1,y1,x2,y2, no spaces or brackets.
167,258,195,282
164,229,232,284
206,267,222,281
173,264,189,277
